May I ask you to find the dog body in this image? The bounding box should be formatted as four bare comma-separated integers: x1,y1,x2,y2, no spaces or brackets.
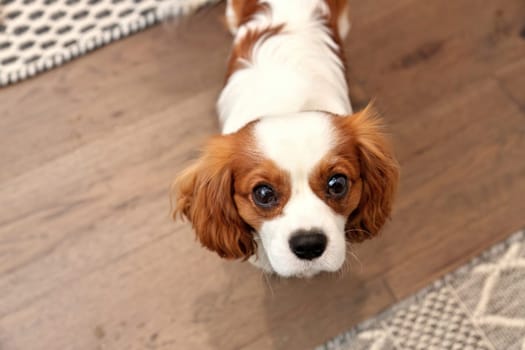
219,0,352,133
174,0,399,278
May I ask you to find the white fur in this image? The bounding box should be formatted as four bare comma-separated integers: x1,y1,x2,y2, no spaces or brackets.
255,112,335,171
225,0,238,34
218,0,352,134
219,0,353,277
253,113,347,277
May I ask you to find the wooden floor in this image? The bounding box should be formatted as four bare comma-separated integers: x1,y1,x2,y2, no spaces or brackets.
1,1,525,349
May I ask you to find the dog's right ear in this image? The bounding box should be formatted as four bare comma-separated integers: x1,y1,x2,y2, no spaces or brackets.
172,135,255,260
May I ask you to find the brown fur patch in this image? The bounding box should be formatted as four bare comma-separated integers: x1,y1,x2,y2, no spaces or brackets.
226,1,349,79
234,158,291,230
226,24,283,80
230,0,266,28
172,123,259,259
173,121,292,259
330,106,400,242
309,154,362,218
323,0,350,43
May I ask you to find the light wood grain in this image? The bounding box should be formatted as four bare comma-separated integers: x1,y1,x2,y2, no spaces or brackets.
1,1,525,349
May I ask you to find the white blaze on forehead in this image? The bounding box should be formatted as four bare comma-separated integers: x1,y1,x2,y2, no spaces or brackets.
253,111,336,175
253,112,347,277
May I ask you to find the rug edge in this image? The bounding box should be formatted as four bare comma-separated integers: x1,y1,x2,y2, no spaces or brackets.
317,228,525,350
0,0,221,88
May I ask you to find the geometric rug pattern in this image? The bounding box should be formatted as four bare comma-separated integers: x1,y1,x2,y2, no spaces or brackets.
0,0,218,86
319,230,525,350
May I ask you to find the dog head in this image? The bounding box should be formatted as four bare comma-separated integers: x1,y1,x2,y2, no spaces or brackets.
173,106,399,277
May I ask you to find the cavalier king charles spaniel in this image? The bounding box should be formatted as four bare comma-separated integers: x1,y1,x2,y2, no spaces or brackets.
173,0,399,278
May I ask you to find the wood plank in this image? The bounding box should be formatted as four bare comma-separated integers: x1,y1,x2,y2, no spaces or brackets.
0,9,230,183
345,0,525,118
0,88,216,317
496,57,525,111
382,78,525,298
0,229,394,350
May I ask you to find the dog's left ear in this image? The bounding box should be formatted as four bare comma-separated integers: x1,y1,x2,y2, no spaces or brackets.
337,105,400,242
172,135,255,259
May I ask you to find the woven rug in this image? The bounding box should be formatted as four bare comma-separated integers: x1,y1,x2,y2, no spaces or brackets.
0,0,217,86
319,229,525,350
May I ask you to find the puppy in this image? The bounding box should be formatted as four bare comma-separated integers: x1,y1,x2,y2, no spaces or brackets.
173,0,399,278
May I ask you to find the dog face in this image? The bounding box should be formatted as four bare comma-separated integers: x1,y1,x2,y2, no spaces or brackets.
173,107,399,277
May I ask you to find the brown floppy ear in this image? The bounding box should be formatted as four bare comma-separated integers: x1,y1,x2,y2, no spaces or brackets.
171,136,255,259
343,105,400,242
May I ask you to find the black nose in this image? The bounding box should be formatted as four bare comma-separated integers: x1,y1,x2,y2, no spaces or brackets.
289,230,327,260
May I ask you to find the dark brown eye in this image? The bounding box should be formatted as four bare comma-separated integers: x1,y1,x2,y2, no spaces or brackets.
327,174,348,198
252,184,278,208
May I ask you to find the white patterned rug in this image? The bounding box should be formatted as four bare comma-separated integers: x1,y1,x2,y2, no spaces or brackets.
0,0,217,86
319,230,525,350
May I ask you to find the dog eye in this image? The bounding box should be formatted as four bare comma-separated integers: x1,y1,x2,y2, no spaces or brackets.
252,184,278,208
327,174,348,198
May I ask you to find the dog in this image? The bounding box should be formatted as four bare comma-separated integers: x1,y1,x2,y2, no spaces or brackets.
173,0,399,278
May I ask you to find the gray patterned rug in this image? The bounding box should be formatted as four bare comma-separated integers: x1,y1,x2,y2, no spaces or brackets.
0,0,217,86
319,230,525,350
